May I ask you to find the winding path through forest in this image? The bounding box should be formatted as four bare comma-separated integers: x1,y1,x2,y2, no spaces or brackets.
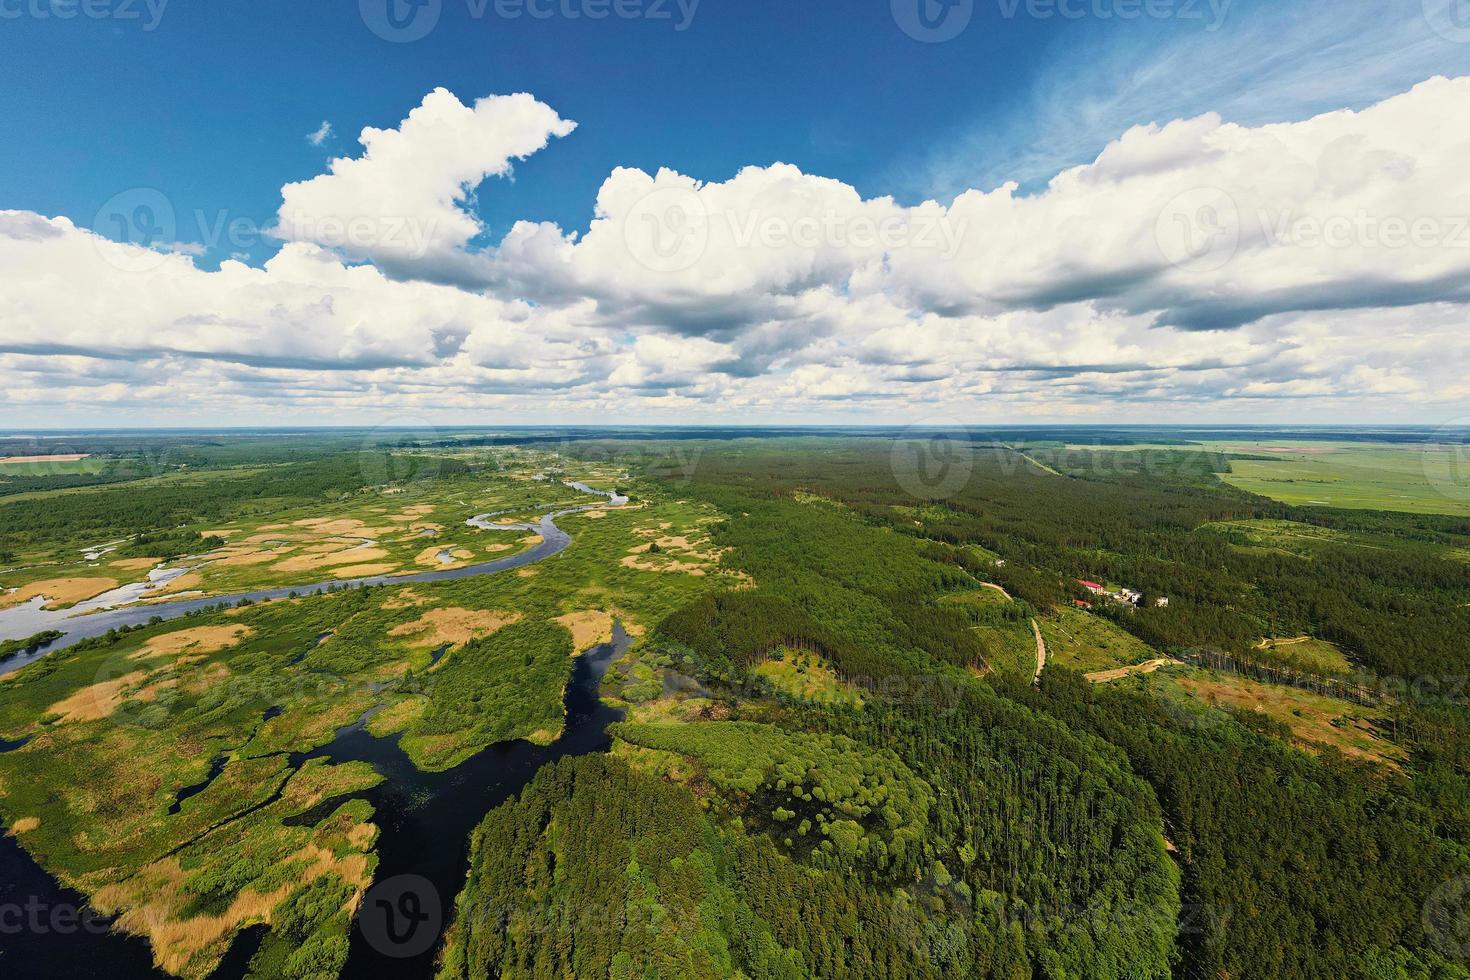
1085,658,1180,684
1031,618,1047,685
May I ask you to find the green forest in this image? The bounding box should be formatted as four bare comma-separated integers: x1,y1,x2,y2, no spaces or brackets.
3,433,1470,979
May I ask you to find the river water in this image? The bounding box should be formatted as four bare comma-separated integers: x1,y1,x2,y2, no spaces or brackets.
0,483,628,675
0,483,631,978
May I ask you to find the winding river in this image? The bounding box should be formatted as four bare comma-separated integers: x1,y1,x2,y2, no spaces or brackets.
0,483,631,978
0,482,628,674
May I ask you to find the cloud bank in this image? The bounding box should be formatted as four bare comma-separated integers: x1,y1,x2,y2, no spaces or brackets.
2,79,1469,425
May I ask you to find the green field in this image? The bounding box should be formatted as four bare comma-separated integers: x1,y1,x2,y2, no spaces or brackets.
1054,440,1470,517
1216,442,1470,516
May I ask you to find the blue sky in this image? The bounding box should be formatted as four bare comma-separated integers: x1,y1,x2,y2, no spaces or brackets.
8,0,1461,265
3,0,1470,425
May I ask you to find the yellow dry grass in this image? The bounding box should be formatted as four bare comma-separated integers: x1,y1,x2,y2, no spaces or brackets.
621,554,709,576
139,625,254,659
0,576,119,609
1176,674,1403,766
145,571,203,597
212,548,295,568
381,589,429,610
291,517,375,535
388,608,521,648
555,611,614,651
366,696,428,735
110,557,162,572
98,838,374,979
517,568,540,578
47,671,148,723
414,546,474,568
271,547,391,574
331,563,400,578
9,816,40,834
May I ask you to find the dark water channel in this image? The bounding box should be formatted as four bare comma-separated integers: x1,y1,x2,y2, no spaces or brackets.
0,484,630,978
0,626,629,979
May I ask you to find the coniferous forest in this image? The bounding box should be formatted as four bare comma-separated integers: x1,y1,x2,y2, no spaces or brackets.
441,437,1470,980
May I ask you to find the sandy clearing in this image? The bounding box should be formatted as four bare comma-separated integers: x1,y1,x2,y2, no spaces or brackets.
47,671,148,723
517,568,539,578
555,611,614,652
1255,635,1313,649
1031,618,1046,685
1086,659,1179,684
388,608,521,648
520,534,544,547
484,543,513,553
0,576,120,610
8,816,40,834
